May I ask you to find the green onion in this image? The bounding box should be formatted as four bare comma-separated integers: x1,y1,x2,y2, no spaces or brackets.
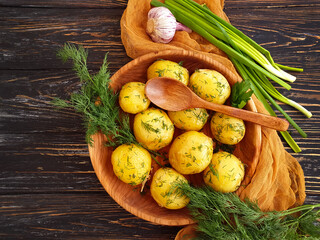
254,71,312,118
166,0,297,82
150,0,310,152
276,63,304,72
233,61,302,152
161,0,292,89
229,60,302,152
243,66,307,138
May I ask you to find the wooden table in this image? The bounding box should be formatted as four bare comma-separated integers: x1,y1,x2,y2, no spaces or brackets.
1,0,319,239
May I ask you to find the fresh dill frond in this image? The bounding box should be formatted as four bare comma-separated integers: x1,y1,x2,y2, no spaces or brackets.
51,97,71,108
231,80,254,109
57,43,92,83
53,43,136,147
177,183,320,239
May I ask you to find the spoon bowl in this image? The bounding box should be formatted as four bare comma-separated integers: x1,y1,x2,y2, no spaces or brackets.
145,77,193,111
145,77,289,132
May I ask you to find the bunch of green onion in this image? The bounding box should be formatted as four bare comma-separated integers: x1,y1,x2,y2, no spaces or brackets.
151,0,312,153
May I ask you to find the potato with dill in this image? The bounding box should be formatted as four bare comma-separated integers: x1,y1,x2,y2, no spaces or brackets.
133,108,174,151
169,131,213,175
189,69,231,105
119,82,150,114
150,167,190,210
210,112,245,145
168,108,209,131
147,59,189,85
111,143,151,186
203,151,245,193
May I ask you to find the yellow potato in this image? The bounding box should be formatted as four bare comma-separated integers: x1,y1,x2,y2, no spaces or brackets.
119,82,150,114
147,60,189,85
169,131,213,175
133,108,174,150
168,108,209,131
150,167,190,210
111,143,152,186
210,112,245,145
203,151,245,193
189,69,231,105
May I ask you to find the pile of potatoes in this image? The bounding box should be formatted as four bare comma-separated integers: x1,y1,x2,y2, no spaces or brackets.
111,60,246,210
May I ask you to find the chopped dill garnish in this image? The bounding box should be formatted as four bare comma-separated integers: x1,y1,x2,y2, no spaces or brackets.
141,120,160,134
52,43,136,147
155,68,166,77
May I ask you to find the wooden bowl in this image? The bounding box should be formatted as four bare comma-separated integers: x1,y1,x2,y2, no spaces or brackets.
89,49,261,226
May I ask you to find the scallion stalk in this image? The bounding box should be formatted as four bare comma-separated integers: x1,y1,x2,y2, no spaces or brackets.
243,66,307,138
231,59,302,152
276,63,304,72
156,0,292,90
167,0,297,82
174,0,300,78
254,71,312,118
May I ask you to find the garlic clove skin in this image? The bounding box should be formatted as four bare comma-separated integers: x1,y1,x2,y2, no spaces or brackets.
176,22,192,33
146,7,177,43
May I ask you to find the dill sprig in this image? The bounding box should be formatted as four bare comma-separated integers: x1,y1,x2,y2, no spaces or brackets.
52,43,136,147
177,183,320,239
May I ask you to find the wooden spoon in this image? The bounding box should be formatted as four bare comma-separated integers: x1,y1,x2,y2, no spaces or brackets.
145,77,289,132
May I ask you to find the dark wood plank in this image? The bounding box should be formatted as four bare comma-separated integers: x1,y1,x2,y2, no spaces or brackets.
0,193,181,239
225,0,320,8
0,0,127,8
0,7,131,70
1,0,319,8
1,193,319,239
0,6,318,71
224,7,319,71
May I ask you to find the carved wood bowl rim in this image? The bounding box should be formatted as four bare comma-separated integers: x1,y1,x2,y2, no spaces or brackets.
88,49,262,226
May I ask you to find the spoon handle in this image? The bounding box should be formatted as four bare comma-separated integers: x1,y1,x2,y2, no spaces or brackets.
199,99,289,132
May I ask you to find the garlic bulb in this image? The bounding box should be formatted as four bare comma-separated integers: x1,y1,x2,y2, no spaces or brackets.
146,7,191,43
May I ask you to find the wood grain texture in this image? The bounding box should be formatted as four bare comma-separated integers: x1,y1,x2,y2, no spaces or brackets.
1,5,319,70
0,0,319,239
0,194,181,239
0,7,131,70
0,0,127,8
1,0,319,8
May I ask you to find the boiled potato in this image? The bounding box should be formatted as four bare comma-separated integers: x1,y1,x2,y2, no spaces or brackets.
168,108,209,131
210,112,245,145
150,167,190,210
133,108,174,150
189,69,231,105
119,82,150,114
169,131,213,175
111,143,152,186
203,151,245,193
147,60,189,85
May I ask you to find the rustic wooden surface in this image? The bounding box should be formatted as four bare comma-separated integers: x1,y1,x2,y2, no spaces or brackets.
0,0,319,239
